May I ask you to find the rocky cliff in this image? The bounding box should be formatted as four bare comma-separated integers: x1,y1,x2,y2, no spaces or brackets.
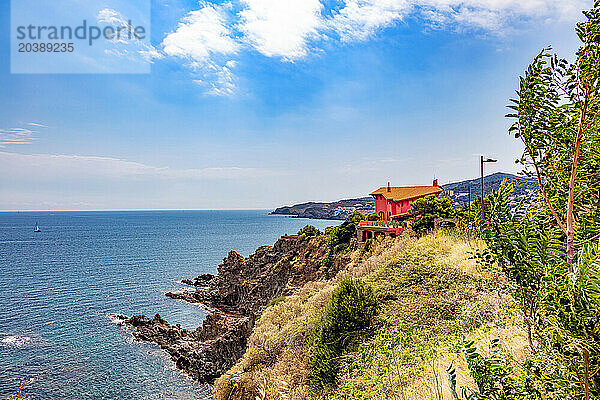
118,234,332,384
270,197,375,220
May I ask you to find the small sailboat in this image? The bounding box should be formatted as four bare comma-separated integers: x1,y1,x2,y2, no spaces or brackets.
34,223,42,233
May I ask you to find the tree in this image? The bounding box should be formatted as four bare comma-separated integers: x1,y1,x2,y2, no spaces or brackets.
476,2,600,398
409,195,455,234
298,225,321,240
322,212,365,272
366,213,379,221
507,3,600,268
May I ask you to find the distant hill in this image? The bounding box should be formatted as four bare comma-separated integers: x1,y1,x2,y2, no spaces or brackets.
270,197,375,220
270,172,539,220
441,172,538,208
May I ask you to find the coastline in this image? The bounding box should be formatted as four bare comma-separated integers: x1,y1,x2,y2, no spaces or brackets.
116,233,337,385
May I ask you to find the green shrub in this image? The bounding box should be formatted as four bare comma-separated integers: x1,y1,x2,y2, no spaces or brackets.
322,213,365,270
362,238,375,253
448,340,543,400
269,295,286,307
409,195,455,234
297,225,321,240
330,212,364,246
310,278,378,389
366,213,379,221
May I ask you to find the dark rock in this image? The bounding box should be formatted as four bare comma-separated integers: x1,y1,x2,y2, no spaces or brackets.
123,234,338,384
123,311,253,384
182,274,215,287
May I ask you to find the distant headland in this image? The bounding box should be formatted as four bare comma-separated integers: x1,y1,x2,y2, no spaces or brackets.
270,172,538,220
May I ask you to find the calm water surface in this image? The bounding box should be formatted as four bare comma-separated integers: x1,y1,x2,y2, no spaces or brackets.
0,211,339,399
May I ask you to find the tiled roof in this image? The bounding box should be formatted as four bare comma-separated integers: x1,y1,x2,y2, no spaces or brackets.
370,186,443,202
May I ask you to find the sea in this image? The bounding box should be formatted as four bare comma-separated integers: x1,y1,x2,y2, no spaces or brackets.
0,211,339,399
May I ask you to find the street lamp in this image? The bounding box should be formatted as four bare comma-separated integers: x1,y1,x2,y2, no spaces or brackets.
480,156,498,220
468,182,472,230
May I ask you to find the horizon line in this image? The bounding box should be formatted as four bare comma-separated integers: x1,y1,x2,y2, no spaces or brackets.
0,208,277,213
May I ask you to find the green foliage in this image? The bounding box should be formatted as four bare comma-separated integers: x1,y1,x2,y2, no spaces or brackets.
322,212,365,271
269,295,286,307
297,225,321,240
366,213,380,221
506,3,600,245
361,238,374,253
476,181,563,346
409,195,455,234
309,278,378,389
448,340,542,400
333,235,500,399
465,3,600,399
330,212,365,247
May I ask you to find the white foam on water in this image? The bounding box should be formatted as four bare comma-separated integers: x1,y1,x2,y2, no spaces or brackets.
106,314,127,325
1,335,32,348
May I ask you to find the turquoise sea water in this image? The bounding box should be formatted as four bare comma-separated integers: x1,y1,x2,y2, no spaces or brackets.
0,211,339,399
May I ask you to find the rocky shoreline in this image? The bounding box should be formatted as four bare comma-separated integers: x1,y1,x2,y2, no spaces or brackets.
116,234,331,384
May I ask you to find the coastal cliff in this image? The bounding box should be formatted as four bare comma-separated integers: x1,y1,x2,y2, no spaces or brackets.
119,234,334,384
117,227,528,399
270,197,375,220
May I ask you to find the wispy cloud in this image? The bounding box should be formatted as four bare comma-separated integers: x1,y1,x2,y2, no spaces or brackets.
0,151,283,180
27,123,48,128
96,8,164,64
160,2,241,95
329,0,589,41
0,128,37,147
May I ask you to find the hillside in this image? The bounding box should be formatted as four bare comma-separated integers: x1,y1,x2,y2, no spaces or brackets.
213,233,527,399
270,173,538,219
442,172,538,207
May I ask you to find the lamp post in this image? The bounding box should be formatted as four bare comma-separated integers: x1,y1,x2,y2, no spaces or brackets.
468,182,472,229
480,156,498,220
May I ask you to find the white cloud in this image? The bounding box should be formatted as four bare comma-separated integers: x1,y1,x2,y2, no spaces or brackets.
159,0,588,91
27,123,48,128
330,0,410,42
162,2,239,65
0,128,36,147
330,0,590,41
96,8,164,65
237,0,325,60
0,152,281,180
161,2,241,94
202,60,238,96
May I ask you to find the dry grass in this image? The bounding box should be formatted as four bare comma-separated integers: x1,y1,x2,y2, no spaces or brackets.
400,310,529,400
213,279,334,400
213,232,529,400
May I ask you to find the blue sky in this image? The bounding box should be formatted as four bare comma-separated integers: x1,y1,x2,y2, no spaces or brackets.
0,0,591,210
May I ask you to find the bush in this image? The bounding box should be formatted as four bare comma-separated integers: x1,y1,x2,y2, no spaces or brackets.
269,295,286,307
366,213,379,221
309,278,378,389
322,213,365,271
409,195,455,234
448,340,543,400
298,225,321,240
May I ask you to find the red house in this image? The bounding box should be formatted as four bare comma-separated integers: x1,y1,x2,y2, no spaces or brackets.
370,179,443,221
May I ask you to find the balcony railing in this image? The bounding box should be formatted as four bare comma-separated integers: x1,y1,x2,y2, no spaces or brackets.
359,221,406,229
